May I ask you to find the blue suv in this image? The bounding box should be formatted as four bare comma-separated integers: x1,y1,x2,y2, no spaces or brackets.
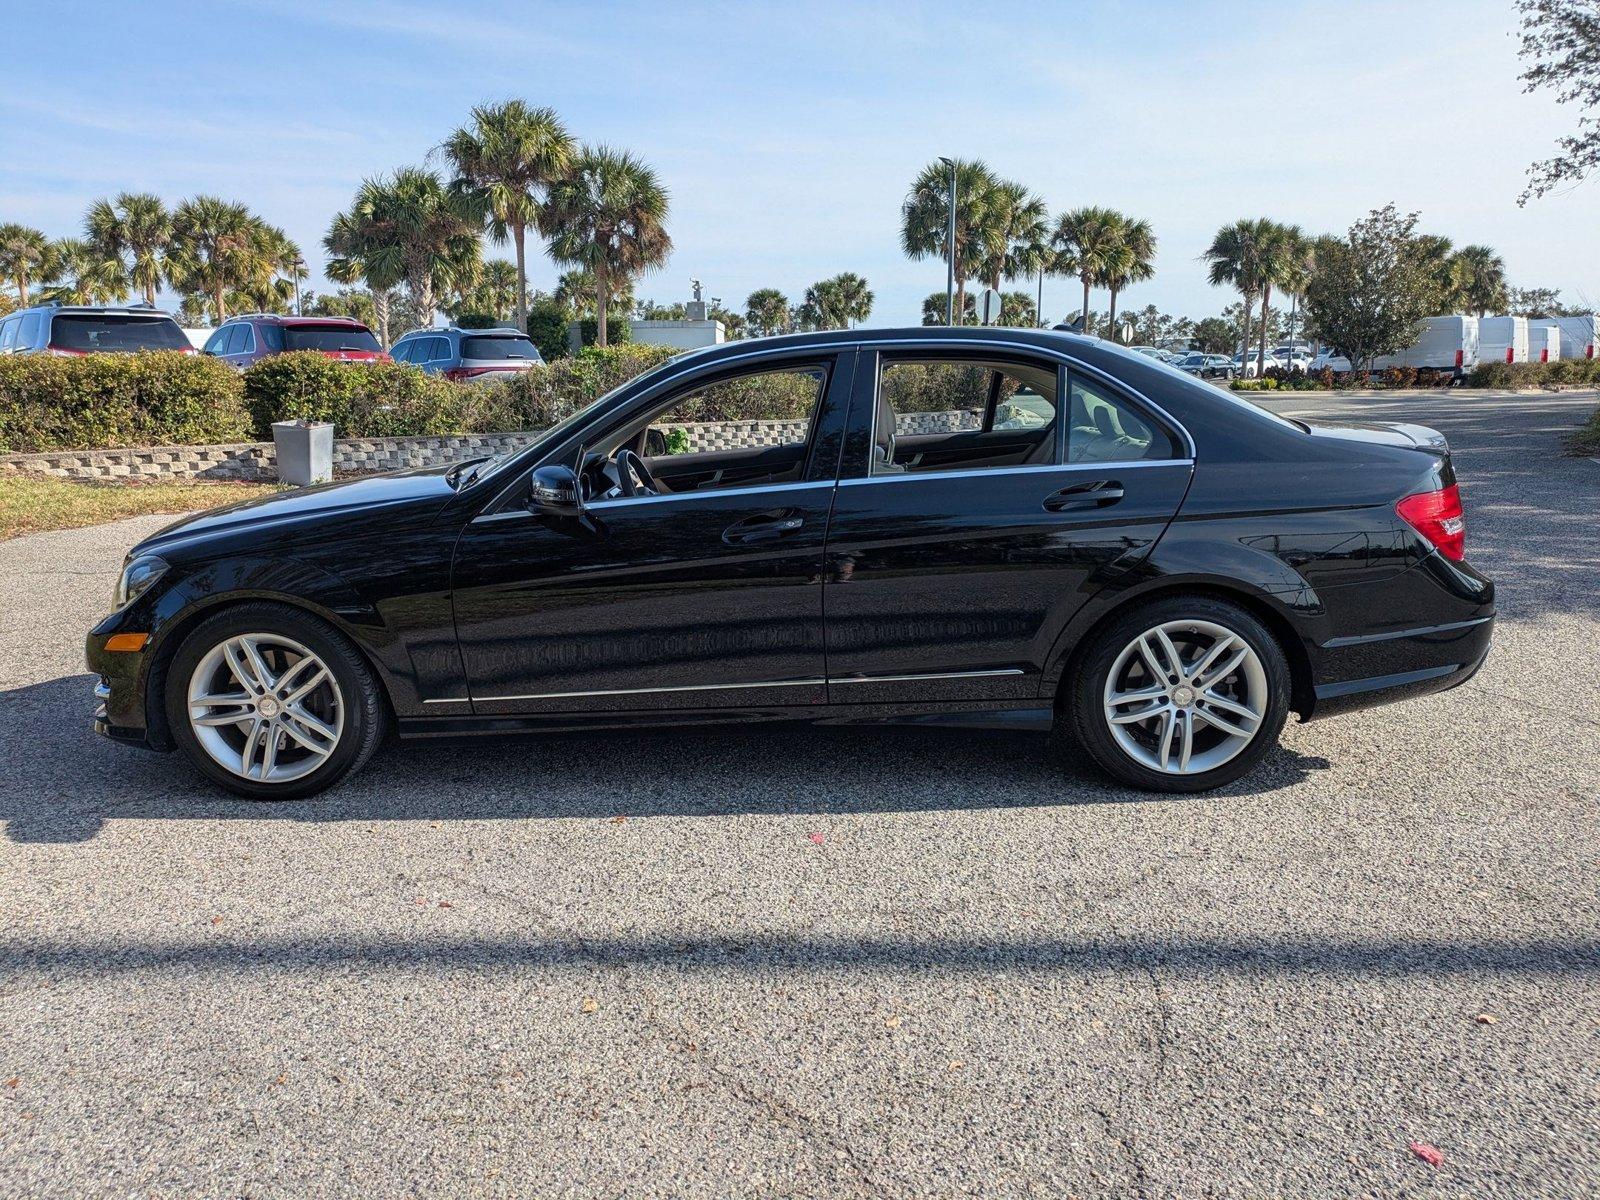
390,326,543,381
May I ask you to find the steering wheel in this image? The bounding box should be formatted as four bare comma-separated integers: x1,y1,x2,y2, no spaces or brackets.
614,447,659,497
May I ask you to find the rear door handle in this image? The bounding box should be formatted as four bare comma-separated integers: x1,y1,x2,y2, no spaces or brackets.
1043,480,1124,512
723,510,804,545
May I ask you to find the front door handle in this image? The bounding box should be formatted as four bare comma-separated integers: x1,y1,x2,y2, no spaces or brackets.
1043,480,1124,512
723,510,804,545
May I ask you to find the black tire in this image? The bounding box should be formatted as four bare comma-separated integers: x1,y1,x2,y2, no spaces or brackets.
1060,595,1290,793
165,602,388,800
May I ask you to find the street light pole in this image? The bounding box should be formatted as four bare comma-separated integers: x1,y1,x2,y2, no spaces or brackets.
939,156,956,327
292,256,305,316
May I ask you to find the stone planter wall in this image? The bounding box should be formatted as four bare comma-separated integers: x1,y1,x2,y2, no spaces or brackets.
0,410,983,482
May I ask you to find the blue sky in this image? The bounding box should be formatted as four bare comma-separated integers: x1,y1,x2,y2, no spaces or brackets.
2,0,1595,326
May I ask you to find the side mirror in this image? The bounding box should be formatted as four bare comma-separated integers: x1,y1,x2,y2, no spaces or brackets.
528,464,584,515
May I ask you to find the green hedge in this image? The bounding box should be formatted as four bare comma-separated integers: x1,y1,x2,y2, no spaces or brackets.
467,343,680,433
1468,359,1600,389
0,352,250,454
242,353,469,439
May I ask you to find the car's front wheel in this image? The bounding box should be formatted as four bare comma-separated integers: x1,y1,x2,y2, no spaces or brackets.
1063,596,1290,792
165,602,387,800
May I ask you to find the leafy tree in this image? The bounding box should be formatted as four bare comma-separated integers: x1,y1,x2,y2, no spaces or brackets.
1449,245,1509,316
325,168,481,329
1053,206,1122,338
901,158,1004,325
302,287,379,329
1516,0,1600,202
1125,305,1194,347
1191,316,1236,354
84,193,170,306
744,287,792,337
978,181,1049,292
1302,204,1434,373
1507,285,1582,317
442,100,574,331
525,292,570,360
1059,307,1105,333
1098,214,1157,335
554,268,634,318
635,299,687,320
544,146,672,347
41,238,127,304
0,223,56,304
707,301,745,338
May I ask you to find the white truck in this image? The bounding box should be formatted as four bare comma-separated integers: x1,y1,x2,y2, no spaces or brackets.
1477,316,1528,365
1370,315,1480,378
1527,323,1561,363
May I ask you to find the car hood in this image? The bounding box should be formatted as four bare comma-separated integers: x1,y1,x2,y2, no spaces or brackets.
135,467,459,554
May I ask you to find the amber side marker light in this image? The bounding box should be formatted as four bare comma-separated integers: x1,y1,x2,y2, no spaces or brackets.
105,633,150,653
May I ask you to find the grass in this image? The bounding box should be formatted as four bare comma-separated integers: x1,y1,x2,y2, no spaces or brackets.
1573,411,1600,457
0,473,281,540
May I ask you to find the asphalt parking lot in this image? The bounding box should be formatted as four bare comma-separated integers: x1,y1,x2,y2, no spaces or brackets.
2,389,1596,1199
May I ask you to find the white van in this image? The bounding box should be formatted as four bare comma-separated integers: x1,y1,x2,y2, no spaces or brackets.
1526,322,1561,363
1371,315,1480,378
1544,314,1598,361
1477,316,1528,365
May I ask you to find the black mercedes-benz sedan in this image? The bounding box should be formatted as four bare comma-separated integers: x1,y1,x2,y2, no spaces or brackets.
86,328,1494,799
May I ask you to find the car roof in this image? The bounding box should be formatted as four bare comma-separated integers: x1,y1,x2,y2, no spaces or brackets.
232,314,370,327
12,304,178,318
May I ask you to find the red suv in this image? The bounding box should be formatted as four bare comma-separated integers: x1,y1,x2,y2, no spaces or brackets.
201,315,390,369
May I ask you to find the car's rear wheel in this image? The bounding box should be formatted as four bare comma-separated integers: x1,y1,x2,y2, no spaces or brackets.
165,602,387,800
1063,596,1290,792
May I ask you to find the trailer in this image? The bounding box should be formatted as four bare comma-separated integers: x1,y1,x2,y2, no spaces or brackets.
1477,316,1528,365
1370,315,1479,378
1526,322,1561,363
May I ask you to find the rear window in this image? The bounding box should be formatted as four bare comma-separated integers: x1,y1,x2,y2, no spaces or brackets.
461,335,539,362
282,324,381,353
50,314,190,352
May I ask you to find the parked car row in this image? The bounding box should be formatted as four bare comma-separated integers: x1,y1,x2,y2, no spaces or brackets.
0,303,550,379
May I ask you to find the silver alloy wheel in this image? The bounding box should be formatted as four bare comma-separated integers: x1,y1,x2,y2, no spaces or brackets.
186,633,344,784
1101,619,1268,775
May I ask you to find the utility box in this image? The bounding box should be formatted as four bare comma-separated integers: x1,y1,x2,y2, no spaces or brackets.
272,420,334,486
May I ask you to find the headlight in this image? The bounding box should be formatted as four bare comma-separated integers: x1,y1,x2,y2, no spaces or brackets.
113,555,168,609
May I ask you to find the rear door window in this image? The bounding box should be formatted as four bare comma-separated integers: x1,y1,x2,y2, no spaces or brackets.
282,324,381,352
461,334,539,362
1066,374,1178,463
203,325,230,354
48,314,192,352
18,312,43,348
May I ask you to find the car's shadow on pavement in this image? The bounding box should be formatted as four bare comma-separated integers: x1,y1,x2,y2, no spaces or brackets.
3,675,1331,844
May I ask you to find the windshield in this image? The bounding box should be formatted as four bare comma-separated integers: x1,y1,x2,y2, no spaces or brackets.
462,335,539,361
283,325,381,352
51,314,190,352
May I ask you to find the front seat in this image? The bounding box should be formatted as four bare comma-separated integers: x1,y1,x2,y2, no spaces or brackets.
873,393,906,473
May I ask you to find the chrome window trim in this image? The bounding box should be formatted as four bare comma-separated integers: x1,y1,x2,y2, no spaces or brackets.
585,479,830,511
474,333,1198,513
433,666,1028,705
837,458,1194,487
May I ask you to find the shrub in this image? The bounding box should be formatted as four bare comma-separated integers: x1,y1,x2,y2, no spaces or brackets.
1467,361,1514,389
0,351,250,454
1571,405,1600,455
525,298,570,362
242,352,466,439
1382,366,1418,389
453,312,500,329
469,343,680,433
1315,366,1336,389
576,315,631,349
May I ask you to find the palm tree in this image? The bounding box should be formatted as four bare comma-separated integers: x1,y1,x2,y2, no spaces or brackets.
325,208,403,346
166,196,265,323
1252,222,1304,372
1448,245,1508,317
543,146,672,348
42,238,127,305
979,181,1049,292
327,168,482,328
1053,206,1122,337
442,100,574,332
461,259,519,320
1099,215,1157,338
0,223,55,304
1203,218,1270,364
901,158,1002,325
85,193,171,306
744,287,791,337
1274,226,1313,350
804,272,873,329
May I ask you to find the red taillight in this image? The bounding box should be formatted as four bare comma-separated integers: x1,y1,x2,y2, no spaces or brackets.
45,344,86,356
1454,349,1464,368
1397,484,1466,562
1588,345,1595,359
1505,347,1513,364
1541,347,1549,363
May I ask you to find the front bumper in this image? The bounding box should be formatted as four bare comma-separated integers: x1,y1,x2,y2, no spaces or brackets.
86,628,169,752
